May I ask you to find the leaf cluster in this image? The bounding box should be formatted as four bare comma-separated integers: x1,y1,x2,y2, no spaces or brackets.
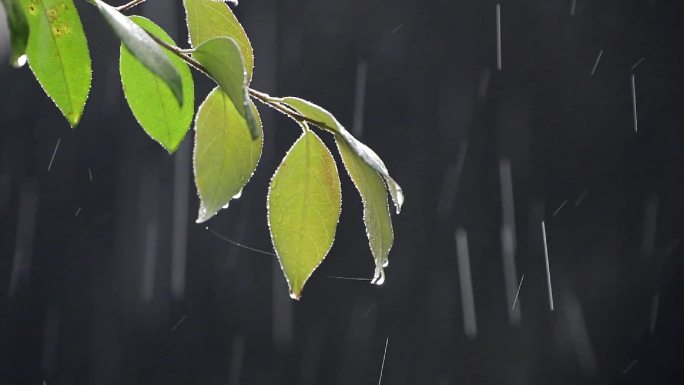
1,0,403,299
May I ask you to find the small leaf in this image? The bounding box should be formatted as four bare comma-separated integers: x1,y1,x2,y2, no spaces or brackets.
194,87,263,223
119,16,194,153
22,0,91,127
2,0,28,67
336,136,393,285
268,127,341,299
278,97,404,213
192,37,258,139
93,0,183,105
183,0,253,81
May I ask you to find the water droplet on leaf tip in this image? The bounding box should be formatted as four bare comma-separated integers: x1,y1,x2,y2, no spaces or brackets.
372,269,386,286
289,291,301,300
14,54,27,68
382,260,389,268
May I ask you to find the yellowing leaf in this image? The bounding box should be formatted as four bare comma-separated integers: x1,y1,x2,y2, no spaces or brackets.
192,36,259,139
22,0,91,127
120,16,194,153
194,87,262,223
268,127,341,299
183,0,254,81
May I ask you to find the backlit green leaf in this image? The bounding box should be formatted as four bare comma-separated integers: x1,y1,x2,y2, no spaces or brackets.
277,97,404,213
268,127,341,299
194,87,263,223
192,37,259,139
336,136,393,285
120,16,194,153
22,0,91,127
93,0,183,105
2,0,29,67
183,0,253,81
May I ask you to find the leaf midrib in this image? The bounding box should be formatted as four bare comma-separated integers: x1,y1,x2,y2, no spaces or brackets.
37,1,74,118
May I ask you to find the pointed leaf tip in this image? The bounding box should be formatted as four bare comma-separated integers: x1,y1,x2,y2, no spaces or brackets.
268,127,342,298
336,136,394,284
23,0,91,127
193,87,262,223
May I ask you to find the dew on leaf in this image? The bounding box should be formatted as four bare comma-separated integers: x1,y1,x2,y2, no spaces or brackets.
15,54,27,68
232,188,243,199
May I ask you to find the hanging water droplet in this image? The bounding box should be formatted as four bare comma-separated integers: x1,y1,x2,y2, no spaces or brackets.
13,54,27,68
222,202,230,209
289,290,301,300
382,259,389,268
371,268,386,286
232,188,243,200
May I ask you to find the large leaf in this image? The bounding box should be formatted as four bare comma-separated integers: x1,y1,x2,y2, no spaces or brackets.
192,37,258,139
194,87,262,223
120,16,194,153
268,127,341,299
93,0,183,105
183,0,253,81
277,97,403,214
22,0,91,127
2,0,28,67
336,136,393,285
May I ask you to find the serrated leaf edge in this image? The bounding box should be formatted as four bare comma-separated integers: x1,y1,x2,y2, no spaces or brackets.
193,87,263,223
266,124,342,300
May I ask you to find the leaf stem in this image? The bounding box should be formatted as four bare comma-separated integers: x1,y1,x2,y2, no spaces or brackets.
92,0,334,131
152,34,332,129
246,90,332,130
115,0,146,12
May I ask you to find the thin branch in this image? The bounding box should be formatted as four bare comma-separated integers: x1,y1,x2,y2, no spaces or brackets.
247,90,336,131
115,0,146,12
145,32,331,129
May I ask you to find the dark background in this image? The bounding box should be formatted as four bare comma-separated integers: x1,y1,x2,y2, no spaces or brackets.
1,0,684,384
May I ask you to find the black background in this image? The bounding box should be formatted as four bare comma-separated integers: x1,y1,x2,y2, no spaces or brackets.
1,0,684,384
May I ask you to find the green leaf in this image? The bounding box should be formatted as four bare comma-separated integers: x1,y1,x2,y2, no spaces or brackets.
194,87,263,223
119,16,194,153
93,0,183,105
268,127,341,299
192,37,259,139
278,97,404,213
336,136,393,285
2,0,28,67
183,0,253,81
22,0,91,127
